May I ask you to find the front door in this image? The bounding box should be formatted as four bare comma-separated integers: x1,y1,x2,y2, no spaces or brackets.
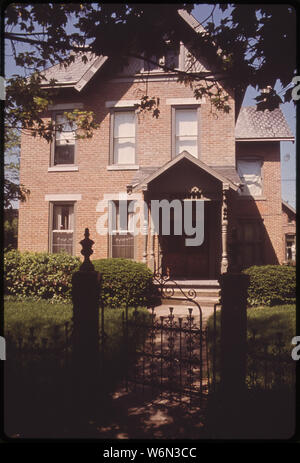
161,202,210,279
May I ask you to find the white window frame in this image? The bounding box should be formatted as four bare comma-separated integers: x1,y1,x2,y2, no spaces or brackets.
51,111,77,166
110,108,137,166
237,158,263,197
49,201,76,255
108,200,136,259
172,106,200,159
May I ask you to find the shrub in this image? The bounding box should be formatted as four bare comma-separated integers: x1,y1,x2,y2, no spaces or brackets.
92,258,158,308
4,250,158,307
243,265,296,306
4,249,80,301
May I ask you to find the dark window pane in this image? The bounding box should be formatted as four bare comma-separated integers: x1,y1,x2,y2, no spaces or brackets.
54,145,74,164
165,49,179,69
237,220,263,268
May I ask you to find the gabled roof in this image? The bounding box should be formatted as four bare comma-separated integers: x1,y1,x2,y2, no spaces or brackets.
282,200,296,215
178,9,205,34
235,106,294,141
41,51,107,90
40,10,205,91
131,151,240,191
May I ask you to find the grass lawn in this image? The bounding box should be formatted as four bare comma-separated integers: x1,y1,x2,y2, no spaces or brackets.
207,304,296,349
4,297,150,438
207,304,296,390
247,304,296,346
4,297,73,339
4,296,149,341
205,304,296,439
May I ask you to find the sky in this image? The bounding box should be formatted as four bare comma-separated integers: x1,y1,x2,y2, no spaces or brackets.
5,3,296,208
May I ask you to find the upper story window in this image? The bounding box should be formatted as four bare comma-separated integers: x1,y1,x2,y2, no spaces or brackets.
237,158,263,197
143,48,179,73
173,108,198,158
111,110,136,165
143,55,165,72
52,113,76,165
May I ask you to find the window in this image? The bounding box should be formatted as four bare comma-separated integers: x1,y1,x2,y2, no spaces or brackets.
143,55,165,72
109,200,134,258
51,203,74,255
143,48,179,72
237,220,263,268
112,111,136,165
237,159,262,196
52,113,76,165
173,108,198,158
285,234,296,262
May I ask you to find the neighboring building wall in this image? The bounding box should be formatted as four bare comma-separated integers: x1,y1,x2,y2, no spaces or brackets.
18,73,235,260
235,141,284,264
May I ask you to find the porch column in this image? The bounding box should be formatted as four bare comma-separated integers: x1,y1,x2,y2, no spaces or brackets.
221,185,229,274
157,235,163,273
149,204,155,272
142,199,149,263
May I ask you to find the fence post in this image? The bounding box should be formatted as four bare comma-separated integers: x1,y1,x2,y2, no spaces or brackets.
219,272,249,397
71,228,101,420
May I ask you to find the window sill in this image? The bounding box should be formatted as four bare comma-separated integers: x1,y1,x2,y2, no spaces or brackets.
107,165,139,171
48,166,79,172
238,196,267,201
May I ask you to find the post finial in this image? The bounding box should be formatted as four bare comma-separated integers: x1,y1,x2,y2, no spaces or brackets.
79,228,95,271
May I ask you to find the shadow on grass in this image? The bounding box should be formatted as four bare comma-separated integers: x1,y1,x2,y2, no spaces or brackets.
205,385,296,439
4,312,151,438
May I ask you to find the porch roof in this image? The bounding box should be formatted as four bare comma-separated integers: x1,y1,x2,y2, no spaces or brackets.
130,151,241,191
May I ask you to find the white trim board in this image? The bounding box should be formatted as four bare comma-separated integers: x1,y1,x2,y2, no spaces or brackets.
105,100,140,108
166,98,205,105
48,166,79,172
48,103,84,110
45,194,82,201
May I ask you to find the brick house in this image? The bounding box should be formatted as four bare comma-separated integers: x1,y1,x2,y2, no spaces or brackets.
18,10,295,281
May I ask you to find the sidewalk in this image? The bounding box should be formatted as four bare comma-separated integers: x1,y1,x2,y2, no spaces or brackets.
92,304,220,439
153,304,217,326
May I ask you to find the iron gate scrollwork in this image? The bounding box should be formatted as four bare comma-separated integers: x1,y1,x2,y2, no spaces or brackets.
122,269,216,405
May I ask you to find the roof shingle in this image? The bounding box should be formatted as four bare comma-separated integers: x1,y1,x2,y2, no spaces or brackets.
235,106,294,140
41,51,99,84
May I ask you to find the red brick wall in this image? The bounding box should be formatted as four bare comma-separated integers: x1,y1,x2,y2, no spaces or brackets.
18,73,287,267
235,141,284,264
18,74,236,262
282,204,296,234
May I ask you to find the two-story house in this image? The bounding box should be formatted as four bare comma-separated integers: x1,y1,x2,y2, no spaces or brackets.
18,10,294,281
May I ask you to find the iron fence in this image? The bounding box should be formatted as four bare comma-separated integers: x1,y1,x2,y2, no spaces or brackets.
120,306,214,406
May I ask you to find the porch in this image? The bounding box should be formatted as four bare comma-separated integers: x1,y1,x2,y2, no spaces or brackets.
129,151,241,280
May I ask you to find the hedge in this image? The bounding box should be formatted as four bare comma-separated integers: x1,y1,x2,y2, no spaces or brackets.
4,249,80,301
4,250,158,307
243,265,296,307
93,258,158,308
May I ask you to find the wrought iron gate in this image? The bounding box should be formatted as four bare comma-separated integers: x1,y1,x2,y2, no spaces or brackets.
118,271,217,405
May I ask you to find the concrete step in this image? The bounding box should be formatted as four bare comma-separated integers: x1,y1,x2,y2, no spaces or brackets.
155,280,221,308
162,297,220,308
